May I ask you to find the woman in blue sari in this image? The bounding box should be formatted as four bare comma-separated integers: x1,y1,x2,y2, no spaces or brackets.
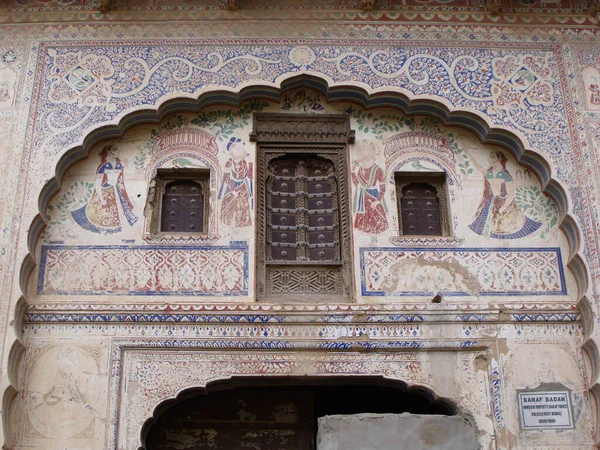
469,151,541,239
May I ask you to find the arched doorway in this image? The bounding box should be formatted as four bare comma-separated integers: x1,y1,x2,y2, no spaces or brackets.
142,377,458,450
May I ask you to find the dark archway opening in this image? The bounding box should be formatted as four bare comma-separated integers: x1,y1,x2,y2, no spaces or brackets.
142,377,456,450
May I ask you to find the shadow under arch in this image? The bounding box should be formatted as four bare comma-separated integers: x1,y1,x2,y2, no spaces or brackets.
7,73,598,446
139,375,465,450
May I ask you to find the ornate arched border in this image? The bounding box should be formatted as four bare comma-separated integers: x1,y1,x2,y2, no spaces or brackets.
113,348,483,450
6,74,597,446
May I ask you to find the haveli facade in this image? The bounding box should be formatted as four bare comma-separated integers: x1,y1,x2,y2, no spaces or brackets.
0,0,600,448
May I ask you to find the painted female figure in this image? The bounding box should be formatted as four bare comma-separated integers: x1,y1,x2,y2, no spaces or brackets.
218,137,253,227
469,151,541,239
352,140,388,234
72,144,138,234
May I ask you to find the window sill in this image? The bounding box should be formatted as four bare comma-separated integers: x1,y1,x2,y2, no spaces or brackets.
143,233,220,245
266,261,343,266
389,236,465,247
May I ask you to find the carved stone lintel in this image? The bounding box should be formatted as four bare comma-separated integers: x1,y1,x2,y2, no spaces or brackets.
97,0,112,13
361,0,375,11
222,0,239,11
486,0,503,15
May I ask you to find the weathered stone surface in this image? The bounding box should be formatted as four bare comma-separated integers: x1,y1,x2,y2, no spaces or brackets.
317,413,479,450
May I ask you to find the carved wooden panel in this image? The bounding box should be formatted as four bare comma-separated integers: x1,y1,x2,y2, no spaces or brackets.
251,113,355,144
266,264,343,296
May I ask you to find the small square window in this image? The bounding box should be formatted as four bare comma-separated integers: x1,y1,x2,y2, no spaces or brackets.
155,170,210,234
395,173,450,237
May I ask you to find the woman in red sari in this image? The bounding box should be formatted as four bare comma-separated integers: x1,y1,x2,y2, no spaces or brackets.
352,140,389,234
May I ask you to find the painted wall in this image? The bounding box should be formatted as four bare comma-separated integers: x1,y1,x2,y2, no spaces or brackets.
0,2,598,449
34,98,570,303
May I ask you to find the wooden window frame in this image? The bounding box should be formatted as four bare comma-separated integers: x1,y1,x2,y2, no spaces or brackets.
395,172,451,237
252,113,355,302
154,169,210,235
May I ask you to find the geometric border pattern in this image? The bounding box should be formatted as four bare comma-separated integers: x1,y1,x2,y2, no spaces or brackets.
360,247,567,296
37,243,249,296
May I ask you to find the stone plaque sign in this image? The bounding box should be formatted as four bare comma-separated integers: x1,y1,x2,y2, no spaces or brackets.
518,391,574,430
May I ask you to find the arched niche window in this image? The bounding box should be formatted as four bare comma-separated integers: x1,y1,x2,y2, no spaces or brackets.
396,173,450,237
156,171,209,234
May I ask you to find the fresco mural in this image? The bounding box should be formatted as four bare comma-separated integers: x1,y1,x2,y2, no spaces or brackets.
36,97,565,305
578,47,600,112
582,67,600,110
34,45,572,185
218,137,253,228
468,150,542,240
25,346,101,439
71,144,138,234
361,247,567,297
38,244,249,296
351,140,389,234
0,49,18,109
280,89,326,112
0,8,594,450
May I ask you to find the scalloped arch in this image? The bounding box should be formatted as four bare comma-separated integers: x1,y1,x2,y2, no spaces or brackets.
138,375,466,450
7,73,599,446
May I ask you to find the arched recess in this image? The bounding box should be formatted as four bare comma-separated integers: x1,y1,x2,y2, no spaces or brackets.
139,376,467,450
5,74,598,445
